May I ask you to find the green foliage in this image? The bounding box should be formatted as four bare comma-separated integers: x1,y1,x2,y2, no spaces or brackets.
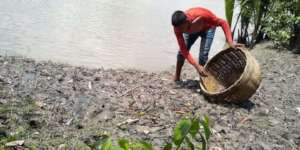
172,119,192,147
167,116,211,150
0,116,212,149
0,96,40,148
225,0,235,25
94,138,152,150
185,137,194,150
0,95,38,117
101,138,112,150
28,144,38,150
238,0,270,45
262,0,300,47
189,119,200,138
97,116,212,150
163,143,172,150
225,0,235,26
133,141,152,150
0,126,27,147
297,0,300,15
118,139,130,150
90,135,110,150
200,116,211,140
235,0,300,48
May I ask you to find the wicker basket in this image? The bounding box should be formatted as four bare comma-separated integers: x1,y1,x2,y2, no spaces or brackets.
199,47,262,103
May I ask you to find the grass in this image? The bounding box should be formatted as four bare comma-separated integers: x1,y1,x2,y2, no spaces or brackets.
0,95,39,149
0,90,213,149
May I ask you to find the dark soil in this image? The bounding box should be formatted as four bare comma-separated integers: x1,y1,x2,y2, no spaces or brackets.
0,42,299,149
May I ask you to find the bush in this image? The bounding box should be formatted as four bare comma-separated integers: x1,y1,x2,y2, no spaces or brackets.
262,0,300,47
235,0,300,50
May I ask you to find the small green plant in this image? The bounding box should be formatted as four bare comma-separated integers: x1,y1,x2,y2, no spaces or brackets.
0,126,27,147
90,135,152,150
96,116,211,150
164,115,211,150
0,95,39,148
28,143,38,150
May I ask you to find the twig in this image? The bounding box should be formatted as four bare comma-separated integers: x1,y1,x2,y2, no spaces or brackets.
117,118,139,126
117,85,141,97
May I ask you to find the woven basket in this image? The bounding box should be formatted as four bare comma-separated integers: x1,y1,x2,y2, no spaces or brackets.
200,47,262,103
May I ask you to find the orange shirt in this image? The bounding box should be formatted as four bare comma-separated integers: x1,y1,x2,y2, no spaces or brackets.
174,7,233,65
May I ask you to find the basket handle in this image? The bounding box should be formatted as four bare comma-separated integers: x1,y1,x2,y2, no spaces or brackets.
222,43,246,50
235,43,246,48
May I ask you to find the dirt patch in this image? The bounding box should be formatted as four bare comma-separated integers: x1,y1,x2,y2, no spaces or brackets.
0,42,299,149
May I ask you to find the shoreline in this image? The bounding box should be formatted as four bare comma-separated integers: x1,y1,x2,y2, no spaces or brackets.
0,42,299,149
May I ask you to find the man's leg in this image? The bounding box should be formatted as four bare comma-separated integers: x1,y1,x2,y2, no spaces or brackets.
199,28,216,66
175,33,200,81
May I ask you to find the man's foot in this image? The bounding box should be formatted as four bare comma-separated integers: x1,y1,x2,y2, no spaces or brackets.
173,75,181,82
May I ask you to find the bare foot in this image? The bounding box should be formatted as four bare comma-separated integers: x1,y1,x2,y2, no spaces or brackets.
173,75,180,82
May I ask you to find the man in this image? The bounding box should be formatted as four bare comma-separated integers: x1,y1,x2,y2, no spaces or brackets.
172,7,240,81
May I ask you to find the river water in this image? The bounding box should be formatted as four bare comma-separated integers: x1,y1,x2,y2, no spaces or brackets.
0,0,227,71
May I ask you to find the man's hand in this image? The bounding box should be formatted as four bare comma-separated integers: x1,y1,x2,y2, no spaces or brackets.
194,63,208,77
229,43,245,49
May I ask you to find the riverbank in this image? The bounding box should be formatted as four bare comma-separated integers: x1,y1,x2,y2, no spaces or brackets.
0,42,299,149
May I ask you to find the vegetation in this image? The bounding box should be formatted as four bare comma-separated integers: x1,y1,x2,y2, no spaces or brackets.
263,0,300,50
96,116,211,150
225,0,235,26
225,0,300,53
0,113,212,150
0,96,38,149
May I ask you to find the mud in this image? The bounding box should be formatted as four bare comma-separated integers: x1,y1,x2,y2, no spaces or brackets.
0,42,299,149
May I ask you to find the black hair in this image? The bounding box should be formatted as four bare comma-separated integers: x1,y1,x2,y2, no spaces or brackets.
171,10,187,27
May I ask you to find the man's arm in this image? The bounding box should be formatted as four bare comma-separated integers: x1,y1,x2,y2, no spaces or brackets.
217,18,234,45
174,28,197,65
174,28,208,76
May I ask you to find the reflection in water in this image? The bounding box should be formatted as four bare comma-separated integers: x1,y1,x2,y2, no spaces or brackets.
0,0,226,71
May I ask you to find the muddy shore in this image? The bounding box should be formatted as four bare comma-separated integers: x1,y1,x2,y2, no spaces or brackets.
0,42,299,149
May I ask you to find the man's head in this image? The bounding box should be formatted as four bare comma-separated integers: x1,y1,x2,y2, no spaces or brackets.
172,10,190,32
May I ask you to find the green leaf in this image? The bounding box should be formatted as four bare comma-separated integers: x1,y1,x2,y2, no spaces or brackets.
200,116,211,141
28,144,38,150
135,141,153,150
163,143,172,150
224,0,235,26
91,135,110,149
189,118,200,138
296,0,300,15
118,139,130,150
198,133,207,150
185,137,195,150
172,119,192,147
101,138,112,150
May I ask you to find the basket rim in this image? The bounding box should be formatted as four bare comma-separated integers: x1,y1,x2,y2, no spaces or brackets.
200,47,248,96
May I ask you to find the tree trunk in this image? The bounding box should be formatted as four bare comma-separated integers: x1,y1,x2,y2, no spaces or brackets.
291,1,300,54
292,25,300,54
250,0,270,48
238,14,250,46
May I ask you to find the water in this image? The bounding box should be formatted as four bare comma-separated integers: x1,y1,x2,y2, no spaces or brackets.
0,0,227,72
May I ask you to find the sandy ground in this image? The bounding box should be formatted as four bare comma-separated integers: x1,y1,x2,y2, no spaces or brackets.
0,42,299,149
